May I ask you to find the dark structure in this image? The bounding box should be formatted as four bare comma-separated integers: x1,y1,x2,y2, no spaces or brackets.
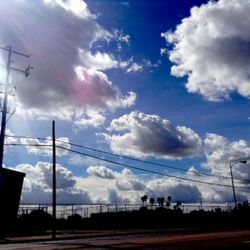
0,168,25,227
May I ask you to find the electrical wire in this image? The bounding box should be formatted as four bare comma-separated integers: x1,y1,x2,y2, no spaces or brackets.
5,141,250,189
56,145,250,189
5,134,250,183
61,140,235,181
5,134,51,142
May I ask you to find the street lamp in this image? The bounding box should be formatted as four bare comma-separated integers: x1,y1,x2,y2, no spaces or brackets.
229,160,247,208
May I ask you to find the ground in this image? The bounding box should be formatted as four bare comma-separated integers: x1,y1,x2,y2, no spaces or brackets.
0,228,250,249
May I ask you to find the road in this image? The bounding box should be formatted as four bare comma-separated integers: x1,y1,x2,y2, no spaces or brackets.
0,229,250,249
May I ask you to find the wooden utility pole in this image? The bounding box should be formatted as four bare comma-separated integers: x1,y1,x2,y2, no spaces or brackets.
52,120,56,239
0,46,32,168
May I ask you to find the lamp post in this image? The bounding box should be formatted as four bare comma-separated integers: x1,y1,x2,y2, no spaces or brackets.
229,160,247,208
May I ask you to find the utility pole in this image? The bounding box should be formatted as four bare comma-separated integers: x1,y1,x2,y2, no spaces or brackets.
0,46,32,168
52,120,56,239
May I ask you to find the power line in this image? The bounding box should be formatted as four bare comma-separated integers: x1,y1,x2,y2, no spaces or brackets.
2,135,234,180
5,141,250,189
56,145,250,189
5,134,250,183
62,140,235,181
5,143,52,147
5,134,51,141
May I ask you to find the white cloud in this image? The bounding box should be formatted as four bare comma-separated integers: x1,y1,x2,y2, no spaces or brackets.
187,166,200,177
163,0,250,101
112,29,131,51
76,166,144,203
5,129,18,144
160,48,168,56
147,178,202,203
68,155,86,165
86,165,145,191
87,165,116,179
14,157,250,204
126,63,143,73
204,133,250,182
111,91,137,109
45,0,94,19
119,57,159,74
107,189,130,204
79,49,119,71
143,59,161,70
103,111,202,159
41,162,76,189
0,0,136,125
73,66,136,110
74,109,106,129
115,168,146,191
15,162,91,203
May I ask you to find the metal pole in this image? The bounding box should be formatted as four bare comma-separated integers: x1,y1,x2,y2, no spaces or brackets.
230,163,237,208
0,46,31,168
52,120,56,239
0,47,12,168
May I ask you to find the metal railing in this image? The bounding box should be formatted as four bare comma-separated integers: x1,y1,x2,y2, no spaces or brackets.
18,203,232,219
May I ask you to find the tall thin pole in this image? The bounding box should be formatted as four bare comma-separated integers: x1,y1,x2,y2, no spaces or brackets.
229,160,247,208
0,46,32,168
52,120,56,239
0,47,12,168
230,163,237,208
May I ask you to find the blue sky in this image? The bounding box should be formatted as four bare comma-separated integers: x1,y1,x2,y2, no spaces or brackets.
0,0,250,204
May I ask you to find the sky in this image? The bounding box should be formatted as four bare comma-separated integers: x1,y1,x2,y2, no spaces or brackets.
0,0,250,205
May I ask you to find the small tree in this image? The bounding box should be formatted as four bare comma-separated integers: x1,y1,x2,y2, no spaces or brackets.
157,197,165,207
166,195,172,208
174,201,182,210
141,195,148,206
149,197,155,208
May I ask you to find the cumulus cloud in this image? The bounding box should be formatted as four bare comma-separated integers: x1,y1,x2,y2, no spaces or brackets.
14,158,249,204
107,189,130,204
20,137,70,157
115,169,146,191
76,166,144,203
5,129,18,145
187,166,200,177
74,109,106,129
103,111,202,159
87,165,116,179
0,0,136,125
199,184,247,204
79,50,119,71
15,162,91,203
163,0,250,101
146,178,202,203
139,133,250,203
68,155,86,165
86,165,145,191
204,133,250,182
